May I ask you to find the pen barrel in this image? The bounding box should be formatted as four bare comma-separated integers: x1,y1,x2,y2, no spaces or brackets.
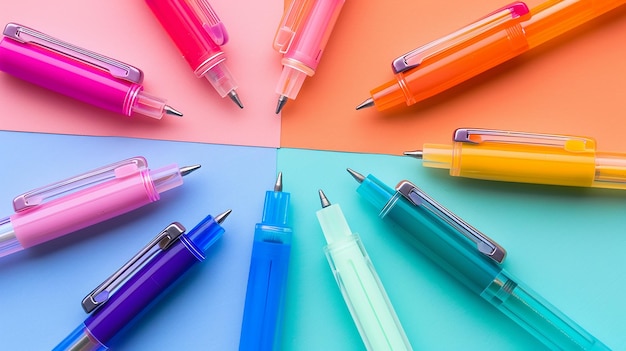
524,0,626,49
593,152,626,189
239,224,292,351
10,170,159,249
370,24,530,110
0,216,22,257
323,234,413,351
283,0,346,72
481,270,609,350
145,0,237,96
53,323,107,351
0,38,141,116
423,142,599,187
84,237,201,345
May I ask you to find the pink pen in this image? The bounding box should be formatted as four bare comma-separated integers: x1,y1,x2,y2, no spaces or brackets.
0,157,200,258
273,0,346,114
145,0,243,108
0,23,182,119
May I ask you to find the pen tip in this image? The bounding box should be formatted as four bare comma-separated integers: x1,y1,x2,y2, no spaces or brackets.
274,172,283,192
164,105,183,117
275,95,288,114
346,168,365,183
355,98,374,110
228,91,244,109
215,209,232,224
180,164,201,176
318,189,331,208
404,150,424,159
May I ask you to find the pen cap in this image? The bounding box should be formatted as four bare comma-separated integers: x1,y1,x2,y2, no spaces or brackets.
184,213,226,260
149,164,184,194
262,190,290,227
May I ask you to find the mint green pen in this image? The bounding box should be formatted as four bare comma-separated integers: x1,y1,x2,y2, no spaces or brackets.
315,189,413,351
347,168,609,351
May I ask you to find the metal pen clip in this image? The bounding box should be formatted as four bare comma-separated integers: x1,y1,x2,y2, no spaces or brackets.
82,222,186,313
273,0,313,53
453,128,596,152
391,2,530,74
395,180,506,264
188,0,229,45
2,22,144,83
12,157,148,213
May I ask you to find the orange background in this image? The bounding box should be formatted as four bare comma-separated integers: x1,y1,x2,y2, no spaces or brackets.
280,0,626,155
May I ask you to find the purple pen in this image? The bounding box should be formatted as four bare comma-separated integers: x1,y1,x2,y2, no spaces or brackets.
0,22,182,119
53,211,231,351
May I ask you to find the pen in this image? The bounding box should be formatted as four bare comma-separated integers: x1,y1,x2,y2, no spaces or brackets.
346,168,609,350
405,128,626,189
273,0,346,114
239,173,292,351
0,23,182,119
0,156,199,258
315,189,413,351
53,210,231,351
356,0,626,111
145,0,243,108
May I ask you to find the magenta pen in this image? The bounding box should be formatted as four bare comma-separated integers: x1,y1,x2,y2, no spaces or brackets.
0,157,200,258
145,0,244,108
273,0,346,113
0,23,182,119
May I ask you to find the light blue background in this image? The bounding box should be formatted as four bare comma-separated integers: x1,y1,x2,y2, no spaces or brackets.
0,131,276,350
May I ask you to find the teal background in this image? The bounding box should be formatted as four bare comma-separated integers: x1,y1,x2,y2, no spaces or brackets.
277,147,626,351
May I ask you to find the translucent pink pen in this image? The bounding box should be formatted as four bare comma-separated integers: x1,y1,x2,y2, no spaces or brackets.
273,0,346,114
0,157,200,258
0,23,182,119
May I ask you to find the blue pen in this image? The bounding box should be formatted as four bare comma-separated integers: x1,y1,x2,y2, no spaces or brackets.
239,172,292,351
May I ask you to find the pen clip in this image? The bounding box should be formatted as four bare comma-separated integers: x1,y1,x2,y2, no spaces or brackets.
395,180,506,264
188,0,229,45
81,222,187,313
453,128,596,152
12,157,148,213
273,0,314,53
391,2,530,73
2,23,144,83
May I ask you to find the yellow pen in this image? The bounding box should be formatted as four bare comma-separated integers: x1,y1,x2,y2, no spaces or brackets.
405,128,626,189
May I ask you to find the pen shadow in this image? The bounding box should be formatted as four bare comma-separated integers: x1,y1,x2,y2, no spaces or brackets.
377,4,626,120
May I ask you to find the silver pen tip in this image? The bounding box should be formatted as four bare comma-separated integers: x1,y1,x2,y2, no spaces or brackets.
355,98,374,110
164,105,183,117
215,209,232,224
318,189,331,208
228,91,244,109
404,150,424,159
275,95,288,114
346,168,365,183
180,164,201,176
274,172,283,192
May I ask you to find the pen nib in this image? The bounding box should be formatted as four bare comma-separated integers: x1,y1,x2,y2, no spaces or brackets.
403,150,423,159
228,91,244,109
318,189,331,208
164,105,183,117
355,98,374,110
180,164,201,177
275,95,288,114
274,172,283,192
346,168,365,184
215,209,233,224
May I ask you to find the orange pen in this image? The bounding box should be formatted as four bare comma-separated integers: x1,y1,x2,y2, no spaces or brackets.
356,0,626,112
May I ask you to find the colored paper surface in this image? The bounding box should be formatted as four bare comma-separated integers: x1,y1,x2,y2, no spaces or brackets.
276,147,626,350
280,0,626,155
0,0,282,148
0,131,277,350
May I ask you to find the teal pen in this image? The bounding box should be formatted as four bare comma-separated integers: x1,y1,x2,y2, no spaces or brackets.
239,173,292,351
347,168,609,351
316,189,413,351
